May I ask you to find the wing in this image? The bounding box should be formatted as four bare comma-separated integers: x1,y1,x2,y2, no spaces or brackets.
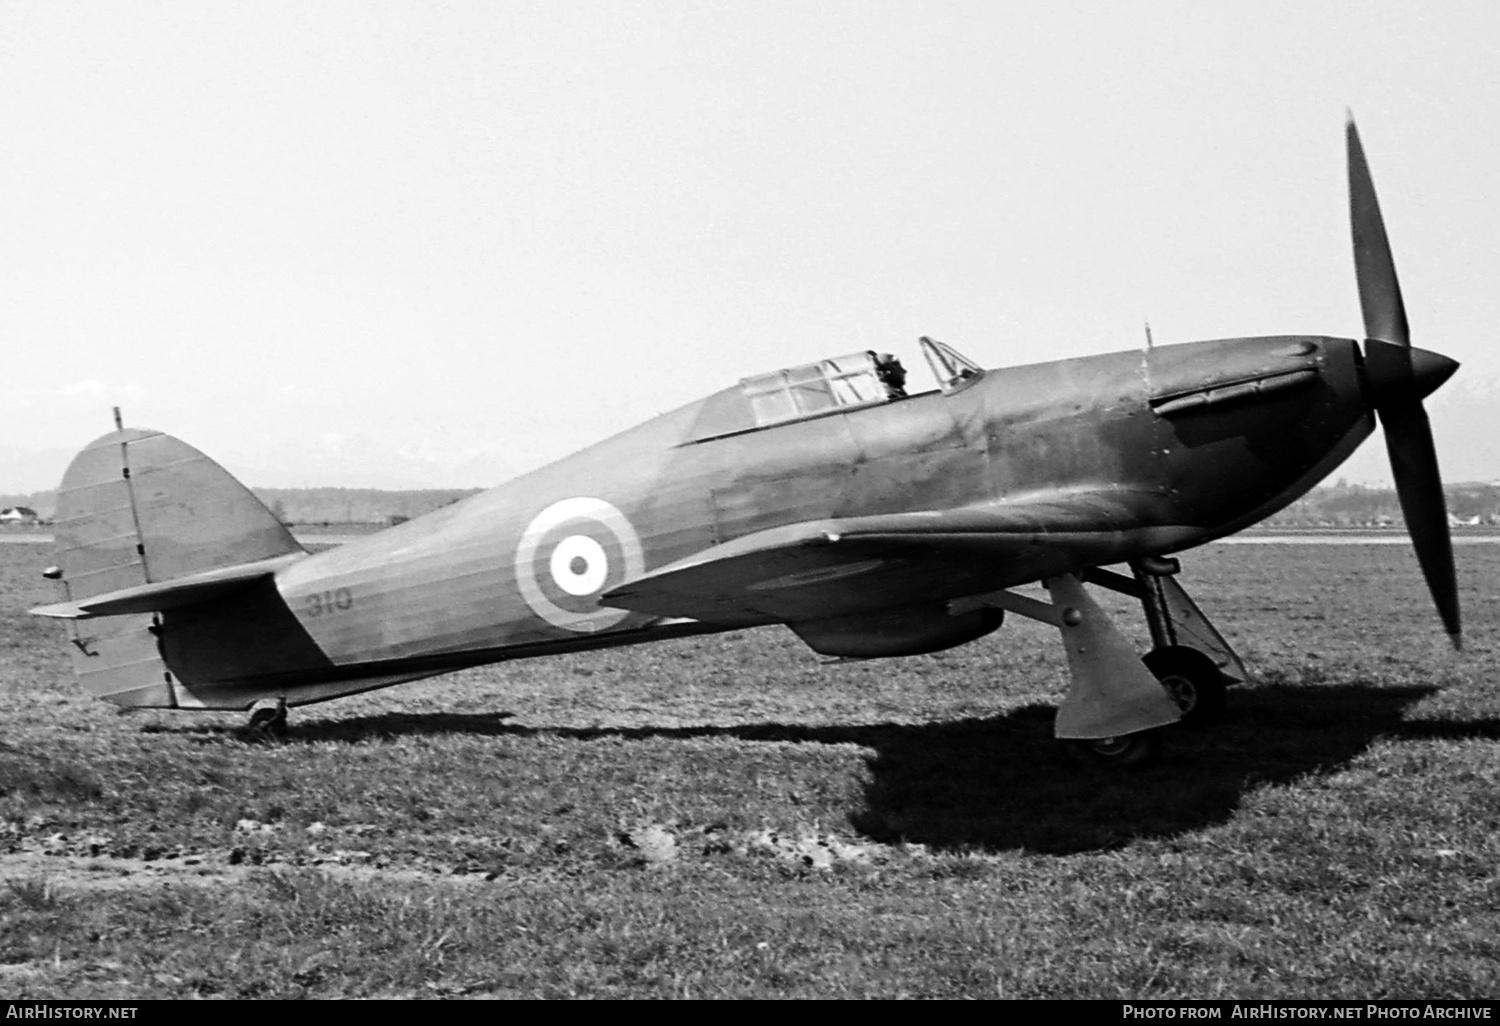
602,488,1189,625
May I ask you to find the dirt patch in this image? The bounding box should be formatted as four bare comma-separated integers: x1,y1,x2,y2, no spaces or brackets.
0,845,492,894
1,821,896,893
0,849,250,892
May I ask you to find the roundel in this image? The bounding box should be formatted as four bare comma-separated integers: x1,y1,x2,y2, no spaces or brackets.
515,497,645,632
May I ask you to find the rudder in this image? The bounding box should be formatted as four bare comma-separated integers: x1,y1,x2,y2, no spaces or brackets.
45,428,306,708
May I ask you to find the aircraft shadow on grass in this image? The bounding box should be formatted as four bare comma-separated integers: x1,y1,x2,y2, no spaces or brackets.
156,679,1500,856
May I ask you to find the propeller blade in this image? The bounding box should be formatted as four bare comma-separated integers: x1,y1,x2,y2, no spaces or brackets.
1348,115,1461,648
1348,116,1410,348
1380,400,1462,647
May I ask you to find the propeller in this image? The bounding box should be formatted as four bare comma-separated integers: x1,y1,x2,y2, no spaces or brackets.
1347,115,1462,648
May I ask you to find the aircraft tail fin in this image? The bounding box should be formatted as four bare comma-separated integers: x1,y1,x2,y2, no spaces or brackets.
49,427,304,602
36,428,308,708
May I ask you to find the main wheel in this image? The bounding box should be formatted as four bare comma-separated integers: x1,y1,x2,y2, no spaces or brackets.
246,700,288,738
1060,729,1162,769
1143,646,1226,728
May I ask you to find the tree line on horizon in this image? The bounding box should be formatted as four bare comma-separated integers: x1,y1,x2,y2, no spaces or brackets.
0,486,482,526
4,480,1500,529
1266,479,1500,527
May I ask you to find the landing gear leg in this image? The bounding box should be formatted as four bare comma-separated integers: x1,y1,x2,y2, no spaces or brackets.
247,698,288,737
1129,557,1243,728
1045,574,1181,768
949,571,1239,766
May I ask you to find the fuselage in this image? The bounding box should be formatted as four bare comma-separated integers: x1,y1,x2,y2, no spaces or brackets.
157,333,1375,706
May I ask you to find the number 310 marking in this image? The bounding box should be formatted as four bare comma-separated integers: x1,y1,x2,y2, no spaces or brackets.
305,588,354,618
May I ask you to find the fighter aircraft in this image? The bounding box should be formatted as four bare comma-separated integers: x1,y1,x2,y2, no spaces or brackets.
32,119,1460,765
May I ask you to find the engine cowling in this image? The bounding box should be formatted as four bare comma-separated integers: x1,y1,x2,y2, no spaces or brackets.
789,604,1004,659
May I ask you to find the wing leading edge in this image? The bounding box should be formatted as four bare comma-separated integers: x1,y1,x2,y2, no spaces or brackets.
602,489,1196,625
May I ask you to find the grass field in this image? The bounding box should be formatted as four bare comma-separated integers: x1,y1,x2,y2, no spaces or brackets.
2,540,1497,999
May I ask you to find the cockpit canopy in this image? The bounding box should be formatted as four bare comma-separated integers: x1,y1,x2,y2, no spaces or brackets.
741,352,891,426
682,337,984,444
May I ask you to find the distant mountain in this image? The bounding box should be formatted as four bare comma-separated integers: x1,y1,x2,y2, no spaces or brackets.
0,445,75,495
0,436,522,496
217,435,521,491
1424,371,1500,486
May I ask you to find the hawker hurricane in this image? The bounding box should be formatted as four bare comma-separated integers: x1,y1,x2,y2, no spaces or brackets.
34,119,1459,764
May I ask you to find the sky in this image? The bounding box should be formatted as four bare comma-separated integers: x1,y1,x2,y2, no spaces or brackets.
3,1,1498,490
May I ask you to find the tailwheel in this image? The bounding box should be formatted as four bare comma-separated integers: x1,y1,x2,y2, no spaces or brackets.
1143,646,1226,728
246,699,288,738
1061,729,1162,769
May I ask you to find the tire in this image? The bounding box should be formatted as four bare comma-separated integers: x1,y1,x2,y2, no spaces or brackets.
1143,646,1227,728
246,701,288,738
1060,729,1163,769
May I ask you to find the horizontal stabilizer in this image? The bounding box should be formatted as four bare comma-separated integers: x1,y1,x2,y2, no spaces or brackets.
30,553,302,620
